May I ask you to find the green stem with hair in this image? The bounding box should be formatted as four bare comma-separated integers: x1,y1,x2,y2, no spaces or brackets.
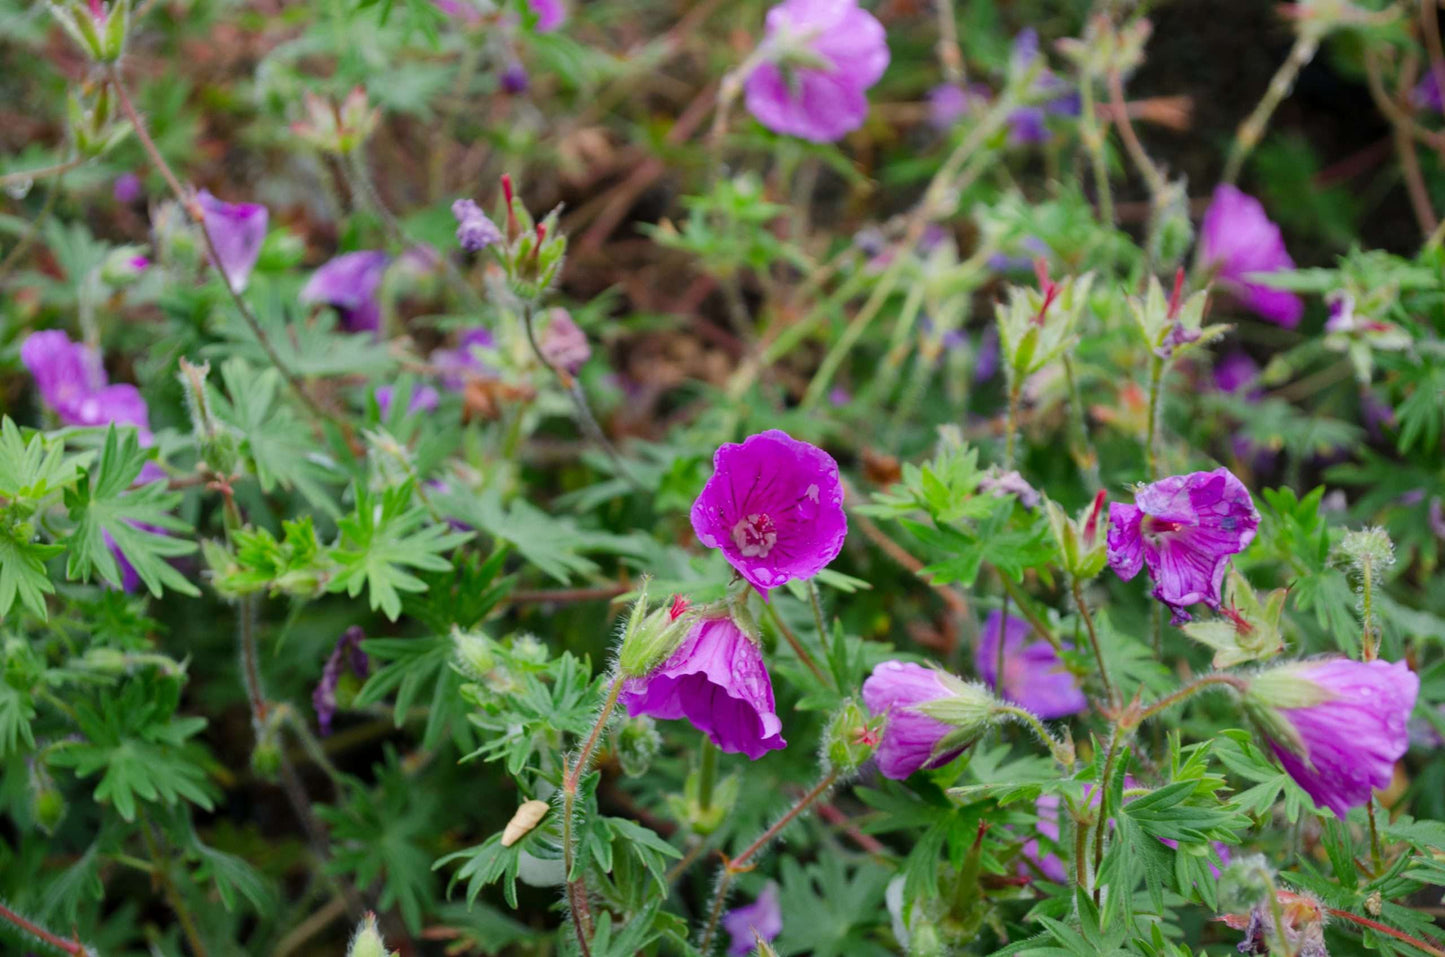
562,677,625,955
1221,29,1321,186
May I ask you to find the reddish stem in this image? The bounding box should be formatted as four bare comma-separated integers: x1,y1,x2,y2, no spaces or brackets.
0,901,87,956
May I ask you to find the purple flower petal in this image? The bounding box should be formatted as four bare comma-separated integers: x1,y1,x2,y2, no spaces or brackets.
196,190,268,293
861,661,964,779
530,0,565,31
539,309,591,374
722,882,783,956
314,626,371,737
974,612,1086,719
299,250,391,333
1198,185,1302,328
743,0,889,143
690,430,847,598
619,617,786,759
375,384,441,417
451,199,503,252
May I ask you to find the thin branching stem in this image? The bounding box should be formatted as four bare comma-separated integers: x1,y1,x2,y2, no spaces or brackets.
1071,578,1118,707
1221,29,1320,185
562,678,624,954
140,812,210,957
0,900,91,956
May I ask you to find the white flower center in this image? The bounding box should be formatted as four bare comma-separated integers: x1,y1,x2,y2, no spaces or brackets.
731,513,778,558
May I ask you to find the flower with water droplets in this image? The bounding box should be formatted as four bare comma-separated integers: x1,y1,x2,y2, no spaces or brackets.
722,882,783,956
1197,185,1302,328
743,0,890,143
1243,657,1418,819
690,430,847,598
300,250,391,333
196,190,268,293
618,616,786,759
861,661,996,780
1106,468,1260,623
974,611,1086,720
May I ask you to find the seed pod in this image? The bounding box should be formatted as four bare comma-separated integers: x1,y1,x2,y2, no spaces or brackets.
501,799,549,847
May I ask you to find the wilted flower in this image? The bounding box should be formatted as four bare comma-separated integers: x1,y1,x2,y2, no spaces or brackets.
375,384,440,417
1107,468,1260,623
300,250,391,333
690,430,847,598
1197,185,1303,328
862,661,995,780
195,190,268,293
314,626,371,736
743,0,890,143
974,611,1086,720
618,617,787,759
722,882,783,956
1244,658,1418,818
538,308,590,374
451,199,503,252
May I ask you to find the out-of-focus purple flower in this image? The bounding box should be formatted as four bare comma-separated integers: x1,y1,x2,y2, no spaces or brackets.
539,308,591,374
529,0,565,31
862,660,990,780
690,430,847,598
500,62,530,94
1005,30,1080,145
974,611,1086,719
1020,792,1069,881
299,250,391,333
21,330,106,424
195,190,268,293
987,236,1049,274
1106,468,1260,624
375,384,441,417
103,529,141,592
1246,658,1418,819
743,0,890,143
1213,352,1262,398
619,617,786,759
1198,185,1303,328
314,626,371,736
451,199,503,252
432,327,496,391
927,82,989,130
1414,72,1442,112
113,172,142,204
974,325,999,382
828,386,851,407
978,467,1040,509
722,882,783,956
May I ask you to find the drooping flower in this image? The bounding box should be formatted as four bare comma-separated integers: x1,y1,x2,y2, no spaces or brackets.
451,199,503,252
618,617,786,759
1244,658,1418,819
861,661,994,780
538,308,590,374
1197,185,1303,328
299,250,391,333
375,384,440,417
195,190,268,293
722,882,783,956
974,611,1086,720
690,430,847,598
314,626,371,736
1106,468,1260,623
743,0,891,143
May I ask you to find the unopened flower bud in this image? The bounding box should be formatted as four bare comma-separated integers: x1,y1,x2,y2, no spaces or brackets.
347,912,397,957
1045,489,1109,580
614,715,662,778
452,628,499,680
824,699,881,774
251,741,282,780
616,587,695,678
49,0,130,62
30,763,66,834
67,86,131,159
1216,853,1274,916
178,357,242,476
1338,526,1394,573
994,268,1092,383
100,245,150,287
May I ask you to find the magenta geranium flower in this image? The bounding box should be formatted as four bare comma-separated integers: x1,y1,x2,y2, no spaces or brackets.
974,611,1086,720
299,250,391,333
690,430,846,598
1198,185,1303,328
862,661,987,780
20,331,159,467
722,882,783,956
196,190,268,293
1247,658,1418,819
743,0,890,143
618,617,786,759
1106,468,1260,623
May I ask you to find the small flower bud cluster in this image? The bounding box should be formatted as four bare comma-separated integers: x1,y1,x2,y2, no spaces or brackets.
48,0,130,63
994,263,1092,385
1127,268,1222,360
1045,488,1109,581
68,84,132,159
450,175,567,303
1056,14,1152,78
177,357,242,477
292,87,380,156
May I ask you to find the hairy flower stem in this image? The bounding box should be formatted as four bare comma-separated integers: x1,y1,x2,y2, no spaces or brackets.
1071,578,1118,708
806,579,830,662
1367,797,1385,874
994,705,1073,767
0,900,91,956
0,156,84,189
519,302,641,490
933,0,966,85
105,66,342,444
140,812,210,957
1062,356,1100,491
1144,354,1164,480
1091,726,1123,905
562,678,625,954
1326,906,1445,957
1004,382,1023,470
997,572,1063,653
699,770,841,953
1134,672,1248,725
1221,29,1320,186
1077,67,1115,230
762,601,831,686
1360,558,1377,662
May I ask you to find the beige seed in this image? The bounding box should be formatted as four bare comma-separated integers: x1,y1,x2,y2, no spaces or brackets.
501,799,549,847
